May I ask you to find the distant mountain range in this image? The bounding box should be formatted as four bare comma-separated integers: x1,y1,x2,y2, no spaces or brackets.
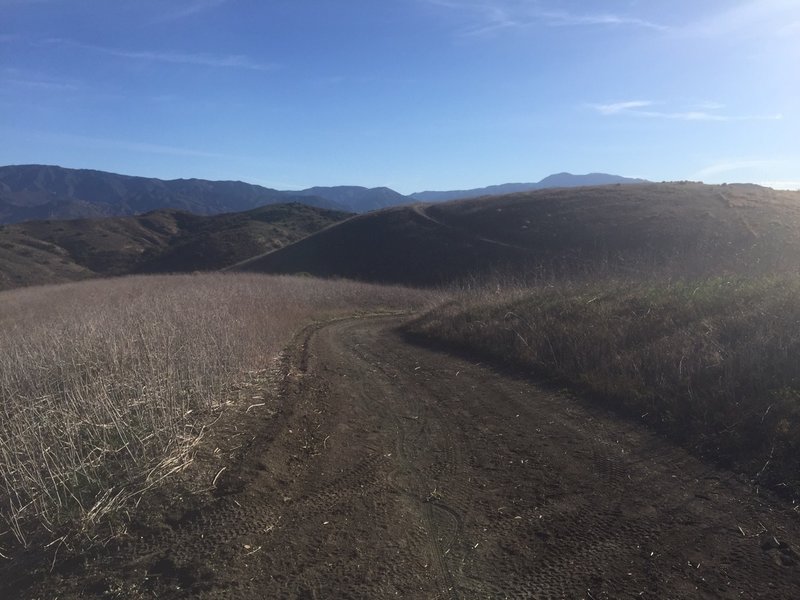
292,186,408,213
0,165,345,224
409,172,649,202
0,164,649,224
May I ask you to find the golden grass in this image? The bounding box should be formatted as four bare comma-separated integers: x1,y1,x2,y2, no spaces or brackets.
0,273,431,551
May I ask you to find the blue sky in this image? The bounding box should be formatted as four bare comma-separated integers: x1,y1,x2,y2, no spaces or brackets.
1,0,798,193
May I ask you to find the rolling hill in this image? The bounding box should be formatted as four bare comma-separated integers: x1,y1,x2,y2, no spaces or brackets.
233,183,800,286
0,165,344,224
409,172,648,203
292,186,409,213
0,203,351,291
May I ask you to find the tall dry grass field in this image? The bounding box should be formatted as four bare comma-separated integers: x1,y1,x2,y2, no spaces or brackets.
0,273,431,551
408,276,800,499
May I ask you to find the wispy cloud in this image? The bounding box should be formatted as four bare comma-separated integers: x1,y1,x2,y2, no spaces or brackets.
760,181,800,191
3,77,79,92
439,0,799,41
106,48,267,70
100,139,228,159
0,0,55,6
592,101,653,116
0,67,80,92
157,0,231,22
537,10,667,31
42,38,273,71
694,160,799,186
696,160,779,178
589,100,783,122
683,0,800,38
38,131,232,159
424,0,667,36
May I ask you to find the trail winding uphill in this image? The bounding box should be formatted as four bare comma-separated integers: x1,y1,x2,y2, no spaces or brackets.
410,203,532,253
11,315,800,598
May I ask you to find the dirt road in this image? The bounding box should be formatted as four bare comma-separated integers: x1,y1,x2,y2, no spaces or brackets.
11,315,800,598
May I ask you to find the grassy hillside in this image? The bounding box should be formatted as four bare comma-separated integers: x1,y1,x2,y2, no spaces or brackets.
138,203,351,273
235,183,800,285
0,203,351,291
0,274,431,552
406,276,800,498
234,203,529,285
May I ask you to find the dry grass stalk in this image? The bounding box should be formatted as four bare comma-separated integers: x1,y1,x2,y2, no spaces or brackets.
0,272,431,550
408,275,800,499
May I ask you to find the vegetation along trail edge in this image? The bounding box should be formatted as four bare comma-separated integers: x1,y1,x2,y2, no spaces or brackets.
18,313,800,598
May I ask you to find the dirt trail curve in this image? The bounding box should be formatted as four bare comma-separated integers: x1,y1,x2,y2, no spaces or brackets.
11,314,800,599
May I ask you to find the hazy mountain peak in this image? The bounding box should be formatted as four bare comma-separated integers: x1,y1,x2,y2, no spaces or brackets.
410,172,649,203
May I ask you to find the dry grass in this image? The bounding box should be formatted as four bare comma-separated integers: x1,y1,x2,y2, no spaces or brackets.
0,273,431,551
408,276,800,499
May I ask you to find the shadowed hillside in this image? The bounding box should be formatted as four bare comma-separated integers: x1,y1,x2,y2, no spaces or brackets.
234,183,800,285
0,203,351,290
233,204,530,285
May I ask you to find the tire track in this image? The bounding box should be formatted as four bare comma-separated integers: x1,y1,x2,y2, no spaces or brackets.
393,413,461,599
347,335,465,598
